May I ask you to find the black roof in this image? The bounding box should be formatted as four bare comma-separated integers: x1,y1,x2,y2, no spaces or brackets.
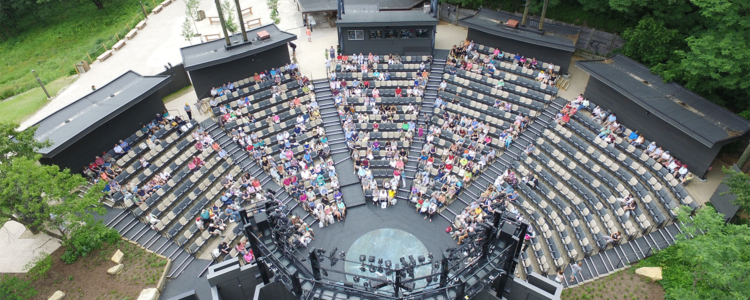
31,71,170,157
298,0,423,13
336,9,438,27
459,8,579,52
710,164,742,222
577,54,750,147
180,24,296,72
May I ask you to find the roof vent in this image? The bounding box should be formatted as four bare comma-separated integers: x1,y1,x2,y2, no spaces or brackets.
505,19,519,28
642,80,650,85
65,119,71,123
257,30,270,40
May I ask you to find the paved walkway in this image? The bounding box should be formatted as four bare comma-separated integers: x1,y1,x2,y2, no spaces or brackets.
0,221,61,273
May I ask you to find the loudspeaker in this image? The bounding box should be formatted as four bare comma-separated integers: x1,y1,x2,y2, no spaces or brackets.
255,212,270,232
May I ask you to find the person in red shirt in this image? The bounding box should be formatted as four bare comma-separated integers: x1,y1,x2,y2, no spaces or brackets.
560,113,570,126
395,86,402,97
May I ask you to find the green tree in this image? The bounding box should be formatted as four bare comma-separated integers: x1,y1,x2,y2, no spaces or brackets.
181,17,195,45
643,206,750,299
0,122,51,165
720,166,750,213
221,0,238,35
0,156,107,239
184,0,201,36
620,16,681,66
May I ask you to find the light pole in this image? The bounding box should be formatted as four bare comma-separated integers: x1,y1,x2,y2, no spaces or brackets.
32,70,51,99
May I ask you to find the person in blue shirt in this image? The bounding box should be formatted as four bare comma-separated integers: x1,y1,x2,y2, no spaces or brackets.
626,130,639,143
384,71,391,80
507,191,518,202
513,53,521,62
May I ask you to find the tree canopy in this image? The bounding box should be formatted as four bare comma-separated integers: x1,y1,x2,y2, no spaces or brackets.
0,122,50,164
642,206,750,299
720,166,750,214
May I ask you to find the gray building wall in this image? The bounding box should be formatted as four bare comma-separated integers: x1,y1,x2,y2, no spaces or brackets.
188,44,291,99
338,25,435,56
466,28,573,74
585,77,725,178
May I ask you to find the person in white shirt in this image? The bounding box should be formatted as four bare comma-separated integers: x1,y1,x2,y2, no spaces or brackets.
439,80,447,92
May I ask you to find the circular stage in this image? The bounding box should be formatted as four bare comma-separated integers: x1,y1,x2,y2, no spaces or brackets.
344,228,433,288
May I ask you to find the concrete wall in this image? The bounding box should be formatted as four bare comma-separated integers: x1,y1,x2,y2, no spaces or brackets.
338,25,435,56
188,44,291,99
466,28,573,74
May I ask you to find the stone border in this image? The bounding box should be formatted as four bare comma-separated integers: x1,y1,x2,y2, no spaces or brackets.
120,237,172,292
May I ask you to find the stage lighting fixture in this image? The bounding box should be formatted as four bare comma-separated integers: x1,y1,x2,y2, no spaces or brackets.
363,282,370,289
428,253,434,261
331,247,338,256
360,255,366,262
418,255,425,263
400,257,407,266
340,251,346,259
322,270,328,277
378,258,383,265
377,265,383,273
369,265,376,272
368,256,375,263
360,263,366,272
385,260,392,268
409,255,416,266
330,258,338,267
426,276,432,284
319,256,325,263
353,276,360,283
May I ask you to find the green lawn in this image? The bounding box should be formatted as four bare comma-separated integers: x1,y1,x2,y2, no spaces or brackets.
0,76,78,123
0,0,166,102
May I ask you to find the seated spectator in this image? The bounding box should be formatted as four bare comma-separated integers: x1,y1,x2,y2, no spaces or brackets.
604,231,621,244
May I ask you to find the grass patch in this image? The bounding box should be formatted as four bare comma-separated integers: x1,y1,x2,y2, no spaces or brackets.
562,266,664,300
0,76,78,123
163,85,194,104
0,0,168,102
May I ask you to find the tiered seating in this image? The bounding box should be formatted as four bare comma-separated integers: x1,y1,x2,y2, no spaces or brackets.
203,66,299,105
473,43,561,74
108,119,197,205
566,106,697,212
219,74,344,229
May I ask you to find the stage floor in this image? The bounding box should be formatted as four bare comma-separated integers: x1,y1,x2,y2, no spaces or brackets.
287,198,456,284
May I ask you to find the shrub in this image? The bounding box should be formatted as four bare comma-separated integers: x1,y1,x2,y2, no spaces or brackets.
23,253,52,281
61,221,120,264
0,275,38,300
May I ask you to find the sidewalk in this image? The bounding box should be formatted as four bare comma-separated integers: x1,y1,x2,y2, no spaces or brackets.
0,221,61,273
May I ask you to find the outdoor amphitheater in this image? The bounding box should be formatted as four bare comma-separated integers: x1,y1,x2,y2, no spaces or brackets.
14,1,750,300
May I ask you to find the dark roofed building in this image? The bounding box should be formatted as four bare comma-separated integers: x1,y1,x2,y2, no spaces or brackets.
297,0,423,13
577,54,750,177
336,8,438,56
180,24,296,99
460,8,580,73
32,71,170,172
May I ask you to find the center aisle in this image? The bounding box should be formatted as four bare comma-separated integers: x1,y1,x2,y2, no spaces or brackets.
312,79,369,207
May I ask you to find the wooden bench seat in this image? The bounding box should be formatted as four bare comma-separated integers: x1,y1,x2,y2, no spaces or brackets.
204,34,221,41
97,50,114,62
241,7,252,17
208,16,221,25
136,20,147,30
113,40,126,51
126,29,138,40
152,4,163,13
245,18,261,29
162,0,172,6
